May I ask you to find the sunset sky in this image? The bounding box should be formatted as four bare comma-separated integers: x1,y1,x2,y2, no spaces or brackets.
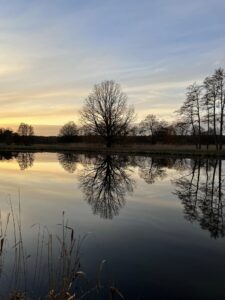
1,0,225,135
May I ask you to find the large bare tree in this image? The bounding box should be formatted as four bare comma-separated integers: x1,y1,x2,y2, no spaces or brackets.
80,80,135,147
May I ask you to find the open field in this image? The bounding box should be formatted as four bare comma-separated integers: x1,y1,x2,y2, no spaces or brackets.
0,143,225,158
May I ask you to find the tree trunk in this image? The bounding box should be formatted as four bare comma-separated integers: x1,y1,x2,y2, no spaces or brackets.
196,98,201,149
213,98,218,150
207,109,209,150
219,105,224,150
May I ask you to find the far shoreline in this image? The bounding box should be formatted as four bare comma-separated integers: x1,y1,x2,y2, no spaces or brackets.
0,143,225,158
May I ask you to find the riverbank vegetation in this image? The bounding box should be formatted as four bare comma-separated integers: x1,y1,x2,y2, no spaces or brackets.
1,144,225,158
0,199,123,300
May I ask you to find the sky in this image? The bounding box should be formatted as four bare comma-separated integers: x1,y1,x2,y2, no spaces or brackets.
0,0,225,135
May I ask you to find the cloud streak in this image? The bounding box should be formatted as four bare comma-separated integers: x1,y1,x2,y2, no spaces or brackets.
0,0,224,134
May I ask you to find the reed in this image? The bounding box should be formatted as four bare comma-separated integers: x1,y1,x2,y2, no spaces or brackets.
0,197,124,300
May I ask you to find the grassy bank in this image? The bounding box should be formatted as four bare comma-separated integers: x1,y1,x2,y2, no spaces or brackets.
0,143,225,158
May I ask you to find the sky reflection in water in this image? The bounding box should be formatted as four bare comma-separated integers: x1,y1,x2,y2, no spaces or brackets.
0,152,224,299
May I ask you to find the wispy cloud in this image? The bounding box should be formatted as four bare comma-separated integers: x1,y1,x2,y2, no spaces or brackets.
0,0,224,134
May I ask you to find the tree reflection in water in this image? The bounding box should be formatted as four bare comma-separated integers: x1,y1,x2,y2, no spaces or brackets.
173,159,225,238
79,155,134,219
0,151,14,161
58,152,78,173
137,157,167,184
0,151,224,238
136,157,191,184
16,152,35,170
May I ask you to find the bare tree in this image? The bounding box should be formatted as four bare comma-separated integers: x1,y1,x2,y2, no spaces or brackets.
17,123,34,145
58,121,78,142
201,68,225,150
173,121,190,136
177,83,202,148
80,80,135,147
202,77,214,149
188,83,202,149
203,74,219,149
59,121,78,136
139,114,160,143
177,95,196,138
214,68,225,150
18,123,34,136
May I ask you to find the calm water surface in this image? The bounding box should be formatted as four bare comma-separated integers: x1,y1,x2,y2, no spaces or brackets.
0,152,224,299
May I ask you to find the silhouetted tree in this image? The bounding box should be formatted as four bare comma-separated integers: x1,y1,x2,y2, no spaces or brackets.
58,121,78,143
0,128,17,144
18,123,34,136
17,123,34,145
139,114,160,143
129,125,140,136
203,74,219,149
80,80,135,147
173,121,190,136
202,77,214,149
178,84,202,148
176,68,225,149
79,155,134,219
214,68,225,150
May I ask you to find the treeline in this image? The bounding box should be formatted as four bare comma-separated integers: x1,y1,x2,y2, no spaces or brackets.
57,70,225,148
177,68,225,149
0,123,34,145
1,69,225,148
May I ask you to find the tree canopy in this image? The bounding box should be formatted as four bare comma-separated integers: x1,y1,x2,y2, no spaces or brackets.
18,123,34,136
80,80,135,147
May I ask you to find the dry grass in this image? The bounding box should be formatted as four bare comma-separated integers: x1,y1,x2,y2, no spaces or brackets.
0,143,224,158
0,197,124,300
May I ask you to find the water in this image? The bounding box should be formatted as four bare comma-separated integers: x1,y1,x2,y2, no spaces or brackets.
0,152,224,299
